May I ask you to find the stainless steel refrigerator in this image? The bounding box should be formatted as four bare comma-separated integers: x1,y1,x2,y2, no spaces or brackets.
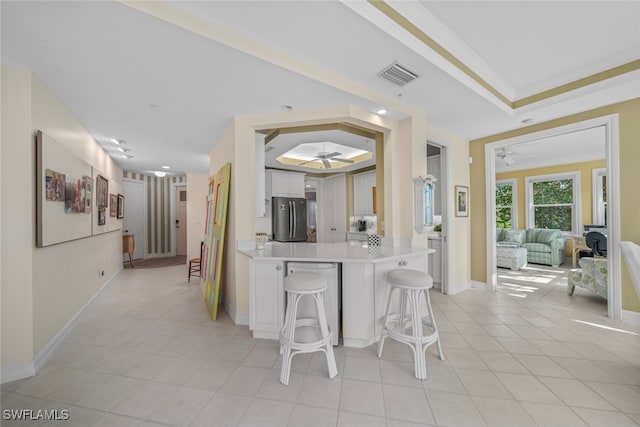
272,197,307,242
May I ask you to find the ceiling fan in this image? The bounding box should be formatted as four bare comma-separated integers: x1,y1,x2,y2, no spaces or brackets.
496,148,518,166
298,151,354,169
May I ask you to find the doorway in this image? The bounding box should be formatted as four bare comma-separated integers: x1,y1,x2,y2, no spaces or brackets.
427,141,449,294
484,115,621,319
174,185,187,256
123,179,145,261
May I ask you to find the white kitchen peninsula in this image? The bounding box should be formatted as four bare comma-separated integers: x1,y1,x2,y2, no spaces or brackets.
238,242,434,348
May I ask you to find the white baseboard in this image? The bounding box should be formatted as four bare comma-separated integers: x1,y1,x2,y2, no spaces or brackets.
1,267,122,384
0,361,36,384
621,309,640,324
445,279,473,295
222,296,249,325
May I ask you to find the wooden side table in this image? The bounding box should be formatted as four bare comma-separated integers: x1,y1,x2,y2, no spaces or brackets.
123,234,135,268
572,236,591,267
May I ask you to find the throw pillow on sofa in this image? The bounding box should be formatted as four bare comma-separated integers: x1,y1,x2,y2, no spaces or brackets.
504,229,525,245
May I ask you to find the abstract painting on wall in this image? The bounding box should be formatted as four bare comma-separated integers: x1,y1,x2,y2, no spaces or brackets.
201,162,231,321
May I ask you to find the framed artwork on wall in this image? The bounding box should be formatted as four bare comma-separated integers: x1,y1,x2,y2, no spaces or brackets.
98,206,106,225
455,185,469,217
109,194,117,217
96,174,108,207
117,194,124,219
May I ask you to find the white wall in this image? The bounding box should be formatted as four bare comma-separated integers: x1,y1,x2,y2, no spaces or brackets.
1,66,123,381
186,173,209,261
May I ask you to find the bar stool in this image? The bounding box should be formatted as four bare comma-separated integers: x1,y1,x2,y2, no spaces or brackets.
279,272,338,385
377,269,443,379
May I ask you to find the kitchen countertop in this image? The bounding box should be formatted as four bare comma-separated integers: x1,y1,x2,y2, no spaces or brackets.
238,242,434,263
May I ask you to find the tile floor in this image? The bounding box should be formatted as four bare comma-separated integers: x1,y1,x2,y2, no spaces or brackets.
2,264,639,426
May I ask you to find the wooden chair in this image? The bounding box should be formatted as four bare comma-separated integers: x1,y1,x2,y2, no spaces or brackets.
188,241,204,282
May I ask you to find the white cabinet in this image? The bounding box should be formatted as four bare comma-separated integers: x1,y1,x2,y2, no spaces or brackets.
266,170,305,198
353,170,376,215
373,254,427,338
428,238,442,289
249,260,285,338
347,232,368,243
317,174,346,243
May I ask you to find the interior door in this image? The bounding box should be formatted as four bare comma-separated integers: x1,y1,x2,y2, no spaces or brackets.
175,186,187,256
123,179,145,260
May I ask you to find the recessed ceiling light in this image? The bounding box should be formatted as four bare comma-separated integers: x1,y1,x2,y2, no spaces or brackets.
521,118,534,124
149,103,159,110
110,138,125,145
376,108,388,115
154,171,167,177
281,105,293,112
121,154,134,159
162,165,170,169
116,147,131,153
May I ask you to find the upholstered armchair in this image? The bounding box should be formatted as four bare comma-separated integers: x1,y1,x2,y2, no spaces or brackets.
567,257,608,299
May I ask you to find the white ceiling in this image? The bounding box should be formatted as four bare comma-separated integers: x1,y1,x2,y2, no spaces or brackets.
2,1,638,175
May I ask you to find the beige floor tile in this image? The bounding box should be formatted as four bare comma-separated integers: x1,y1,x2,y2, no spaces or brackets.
89,413,145,427
455,368,512,399
110,381,179,419
477,351,529,374
495,337,544,355
572,407,639,427
464,335,507,352
538,377,616,411
188,392,251,427
442,348,489,370
41,403,104,427
342,356,380,382
256,369,304,403
75,375,142,411
439,332,472,349
591,360,640,386
339,379,385,417
153,357,206,385
530,339,582,358
426,389,487,426
297,374,342,410
379,360,423,388
514,353,575,378
184,358,239,392
496,372,562,404
520,402,589,426
472,396,536,427
121,354,176,380
422,366,466,394
554,357,620,383
238,397,293,427
219,366,270,397
287,404,338,427
45,371,113,404
13,367,84,398
481,323,521,338
382,384,434,424
584,381,640,414
337,411,385,427
241,343,280,369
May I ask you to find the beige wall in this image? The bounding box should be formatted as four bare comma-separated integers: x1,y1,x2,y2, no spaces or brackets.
470,98,640,312
1,66,123,373
186,173,209,262
1,66,35,366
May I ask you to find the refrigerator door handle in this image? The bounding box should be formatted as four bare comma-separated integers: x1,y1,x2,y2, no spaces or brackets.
292,201,297,238
289,201,294,238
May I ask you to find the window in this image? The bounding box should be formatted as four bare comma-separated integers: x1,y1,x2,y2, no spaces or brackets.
592,168,607,225
526,172,580,234
496,179,517,229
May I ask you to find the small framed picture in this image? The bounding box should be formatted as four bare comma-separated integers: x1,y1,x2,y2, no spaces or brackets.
98,206,106,225
117,194,125,219
455,185,469,217
109,194,118,217
96,175,108,207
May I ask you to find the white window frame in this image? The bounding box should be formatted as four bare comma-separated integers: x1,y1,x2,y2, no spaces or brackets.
592,168,607,225
496,178,517,229
525,171,580,235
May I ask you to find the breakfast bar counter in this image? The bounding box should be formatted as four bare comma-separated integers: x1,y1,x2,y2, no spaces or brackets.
238,242,434,348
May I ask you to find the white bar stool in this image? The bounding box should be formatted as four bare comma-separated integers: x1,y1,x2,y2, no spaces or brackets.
279,272,338,385
377,269,444,379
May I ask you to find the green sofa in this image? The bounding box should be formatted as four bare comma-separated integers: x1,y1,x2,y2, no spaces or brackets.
497,228,566,267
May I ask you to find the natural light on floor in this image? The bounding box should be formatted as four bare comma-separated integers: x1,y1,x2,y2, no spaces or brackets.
571,319,639,336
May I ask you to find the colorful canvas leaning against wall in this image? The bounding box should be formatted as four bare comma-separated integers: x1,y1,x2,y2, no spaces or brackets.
201,162,231,321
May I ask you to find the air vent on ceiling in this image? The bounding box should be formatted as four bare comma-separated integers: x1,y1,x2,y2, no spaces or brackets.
377,61,419,86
